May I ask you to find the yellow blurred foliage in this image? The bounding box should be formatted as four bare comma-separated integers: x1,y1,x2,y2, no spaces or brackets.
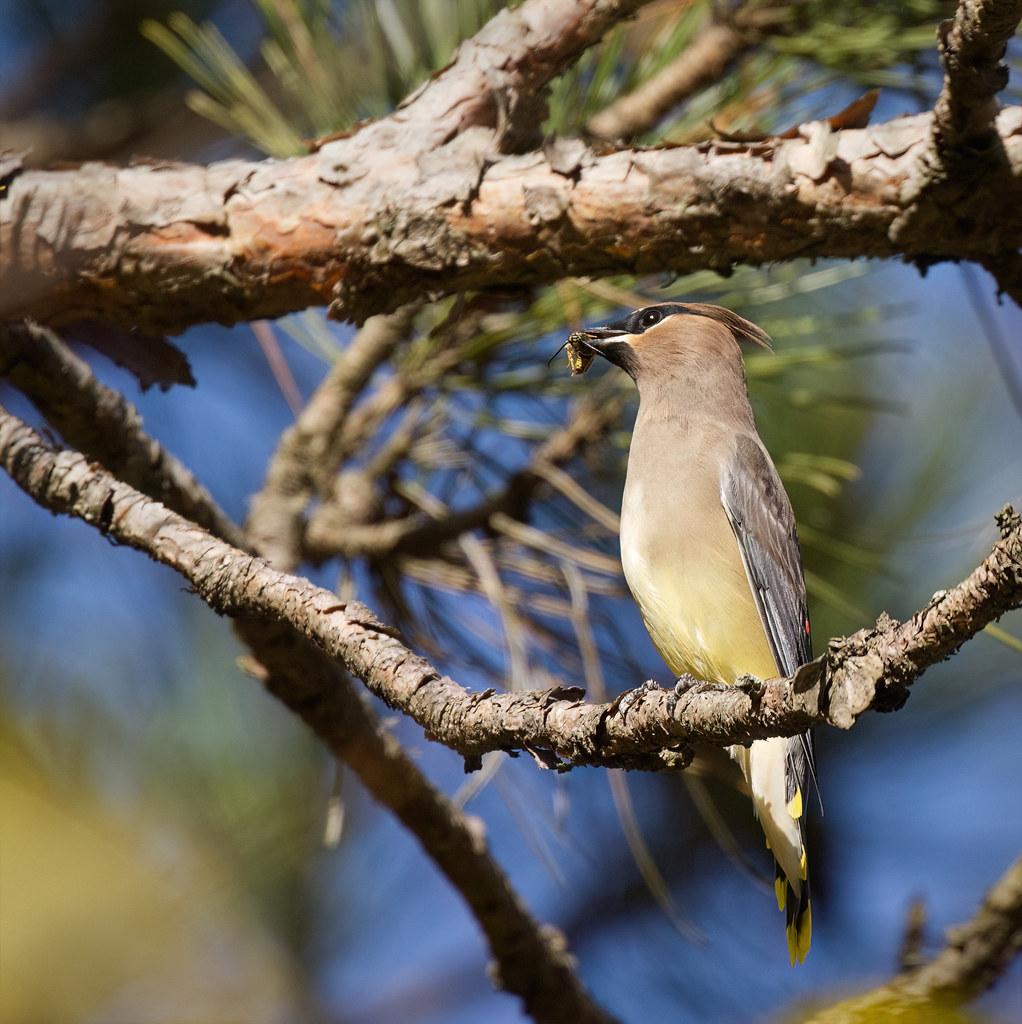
0,731,302,1024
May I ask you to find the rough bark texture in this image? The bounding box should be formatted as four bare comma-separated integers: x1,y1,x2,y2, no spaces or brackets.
807,856,1022,1022
894,0,1022,242
4,107,1021,334
930,0,1022,157
3,406,1019,774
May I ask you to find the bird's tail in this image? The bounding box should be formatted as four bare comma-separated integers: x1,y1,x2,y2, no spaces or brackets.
734,735,812,964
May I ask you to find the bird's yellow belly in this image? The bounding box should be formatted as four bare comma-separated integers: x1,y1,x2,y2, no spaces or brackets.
620,515,777,684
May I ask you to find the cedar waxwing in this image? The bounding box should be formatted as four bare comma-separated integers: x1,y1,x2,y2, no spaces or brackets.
570,302,815,964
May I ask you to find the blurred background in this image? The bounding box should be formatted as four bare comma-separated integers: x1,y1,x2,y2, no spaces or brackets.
2,2,1021,1022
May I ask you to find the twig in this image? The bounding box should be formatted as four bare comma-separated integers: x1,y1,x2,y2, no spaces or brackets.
898,898,928,974
807,856,1022,1021
4,406,1020,773
587,15,751,141
304,393,626,560
246,307,416,569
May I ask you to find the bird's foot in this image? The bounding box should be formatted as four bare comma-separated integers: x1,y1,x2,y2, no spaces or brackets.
610,679,661,717
674,673,702,695
734,673,766,708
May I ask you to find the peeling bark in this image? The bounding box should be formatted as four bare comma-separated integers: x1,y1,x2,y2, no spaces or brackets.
1,106,1020,333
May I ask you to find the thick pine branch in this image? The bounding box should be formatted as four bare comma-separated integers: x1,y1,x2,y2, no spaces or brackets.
4,107,1021,333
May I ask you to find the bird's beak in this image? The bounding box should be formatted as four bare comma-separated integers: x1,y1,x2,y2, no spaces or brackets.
578,327,628,342
575,327,636,373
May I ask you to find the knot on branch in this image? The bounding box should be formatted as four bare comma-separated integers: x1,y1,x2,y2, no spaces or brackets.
995,503,1020,539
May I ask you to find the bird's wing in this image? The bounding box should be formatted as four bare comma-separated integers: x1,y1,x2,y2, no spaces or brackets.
720,434,817,790
720,435,811,677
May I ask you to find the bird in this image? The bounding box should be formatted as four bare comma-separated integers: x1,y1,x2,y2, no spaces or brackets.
569,301,815,964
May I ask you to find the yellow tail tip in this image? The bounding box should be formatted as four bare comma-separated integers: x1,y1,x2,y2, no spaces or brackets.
786,903,813,966
798,903,813,962
775,877,786,912
786,787,803,820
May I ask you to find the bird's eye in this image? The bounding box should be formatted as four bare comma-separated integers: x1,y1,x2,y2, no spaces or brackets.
638,308,663,329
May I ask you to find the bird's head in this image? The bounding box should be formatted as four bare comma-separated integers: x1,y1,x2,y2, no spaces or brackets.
571,302,772,382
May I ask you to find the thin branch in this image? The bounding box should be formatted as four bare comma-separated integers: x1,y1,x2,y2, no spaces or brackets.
807,856,1022,1022
587,14,751,141
246,307,416,569
5,106,1022,332
304,392,626,560
3,406,1019,774
0,320,242,545
0,343,613,1024
349,0,651,154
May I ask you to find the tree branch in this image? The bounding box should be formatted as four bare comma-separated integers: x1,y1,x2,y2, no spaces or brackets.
0,320,241,545
0,341,614,1024
930,0,1022,159
363,0,650,154
587,13,752,141
3,405,1019,772
245,307,417,570
303,391,627,561
894,0,1022,284
807,856,1022,1022
4,105,1021,333
238,618,617,1024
